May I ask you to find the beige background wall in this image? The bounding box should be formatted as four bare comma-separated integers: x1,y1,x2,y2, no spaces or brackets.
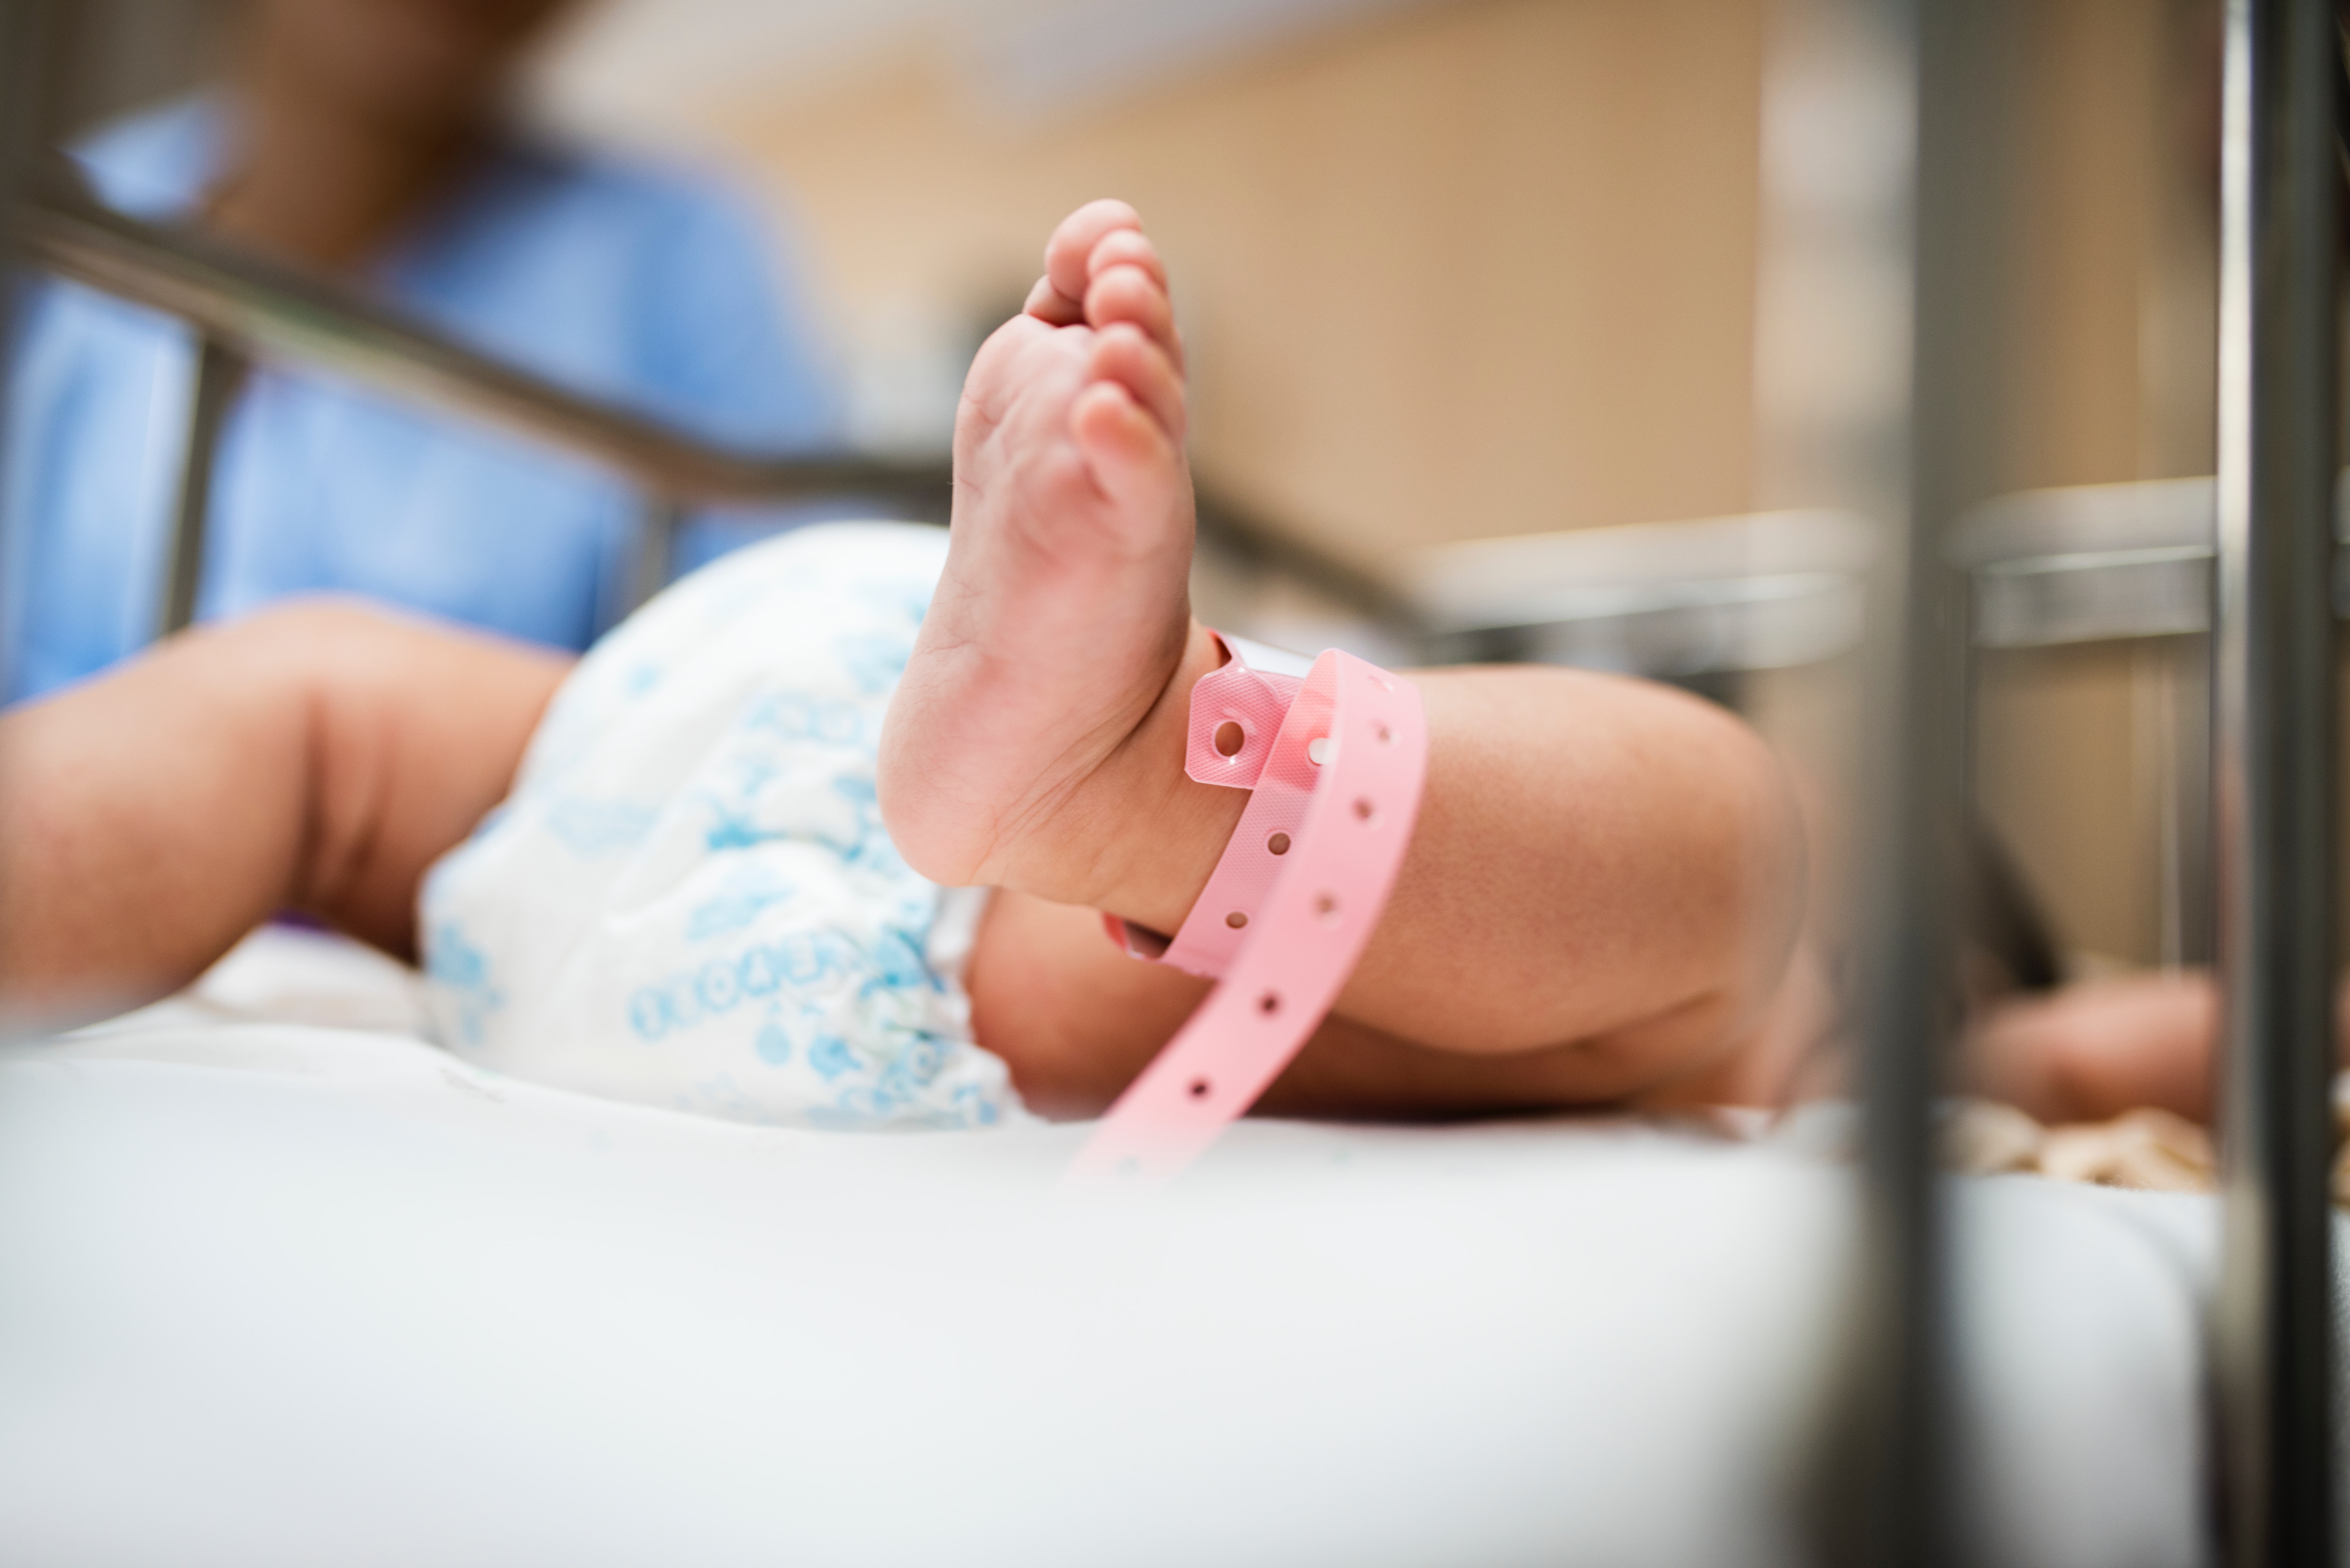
1971,0,2219,965
711,0,1768,569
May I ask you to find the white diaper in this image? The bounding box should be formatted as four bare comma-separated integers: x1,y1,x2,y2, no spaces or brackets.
417,522,1028,1130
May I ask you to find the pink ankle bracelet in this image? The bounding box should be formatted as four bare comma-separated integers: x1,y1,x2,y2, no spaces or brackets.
1070,632,1428,1184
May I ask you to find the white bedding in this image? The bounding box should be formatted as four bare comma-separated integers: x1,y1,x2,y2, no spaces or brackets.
0,930,2262,1566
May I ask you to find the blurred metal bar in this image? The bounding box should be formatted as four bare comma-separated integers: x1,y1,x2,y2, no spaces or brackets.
1401,509,1874,677
0,0,58,699
22,174,943,508
1970,545,2214,648
1818,0,2017,1562
0,2,45,283
2168,636,2218,970
632,495,685,614
2209,0,2340,1559
1953,473,2350,649
157,334,243,638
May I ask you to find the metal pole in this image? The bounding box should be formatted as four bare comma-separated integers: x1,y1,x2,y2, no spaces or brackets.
157,334,244,639
2175,632,2218,967
1810,0,2016,1561
0,0,57,697
631,494,684,612
2210,0,2340,1560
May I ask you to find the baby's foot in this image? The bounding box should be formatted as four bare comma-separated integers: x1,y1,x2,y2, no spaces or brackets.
880,201,1215,905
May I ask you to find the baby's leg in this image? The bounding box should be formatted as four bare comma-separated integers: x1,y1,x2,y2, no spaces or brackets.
884,202,1810,1110
967,889,1829,1120
1967,973,2222,1124
0,601,568,1027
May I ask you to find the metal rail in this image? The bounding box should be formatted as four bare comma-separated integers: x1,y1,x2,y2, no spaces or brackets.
0,2,64,689
2210,0,2341,1561
23,173,949,508
1819,1,2016,1561
18,167,951,630
158,335,242,638
18,170,1412,633
1399,508,1874,676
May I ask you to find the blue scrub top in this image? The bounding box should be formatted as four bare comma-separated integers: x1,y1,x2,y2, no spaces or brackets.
2,98,844,701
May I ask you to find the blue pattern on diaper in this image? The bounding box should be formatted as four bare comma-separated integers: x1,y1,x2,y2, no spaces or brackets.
855,576,933,626
835,631,913,695
863,928,940,996
423,920,503,1047
543,797,657,857
626,930,854,1042
807,1033,856,1080
698,794,781,853
686,865,795,941
743,690,866,745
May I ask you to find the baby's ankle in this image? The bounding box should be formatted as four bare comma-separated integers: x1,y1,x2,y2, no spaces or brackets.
993,619,1244,930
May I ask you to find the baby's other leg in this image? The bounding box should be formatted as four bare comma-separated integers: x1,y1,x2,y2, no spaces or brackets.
0,602,568,1027
1967,971,2231,1124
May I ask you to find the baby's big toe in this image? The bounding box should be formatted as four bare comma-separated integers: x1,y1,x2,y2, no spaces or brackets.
1037,200,1145,322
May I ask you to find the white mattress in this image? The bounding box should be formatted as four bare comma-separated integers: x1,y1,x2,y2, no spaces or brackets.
0,931,2254,1567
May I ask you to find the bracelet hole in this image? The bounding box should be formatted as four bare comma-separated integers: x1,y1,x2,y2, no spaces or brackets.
1267,831,1292,856
1374,721,1393,744
1306,735,1332,766
1258,990,1281,1015
1225,910,1248,929
1189,1077,1212,1099
1213,720,1246,758
1353,797,1379,825
1314,892,1340,925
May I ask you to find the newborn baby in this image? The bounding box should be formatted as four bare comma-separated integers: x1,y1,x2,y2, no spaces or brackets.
0,202,1823,1125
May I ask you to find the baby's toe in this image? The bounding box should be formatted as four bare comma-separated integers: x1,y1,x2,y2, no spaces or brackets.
1071,379,1178,506
1084,264,1179,363
1088,323,1185,439
1086,228,1168,293
1023,272,1082,327
1044,199,1144,310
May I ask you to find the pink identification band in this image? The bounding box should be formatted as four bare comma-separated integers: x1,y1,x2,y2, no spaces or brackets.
1099,634,1307,977
1069,635,1428,1185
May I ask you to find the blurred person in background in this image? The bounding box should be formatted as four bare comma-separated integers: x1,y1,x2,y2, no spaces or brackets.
4,0,841,701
